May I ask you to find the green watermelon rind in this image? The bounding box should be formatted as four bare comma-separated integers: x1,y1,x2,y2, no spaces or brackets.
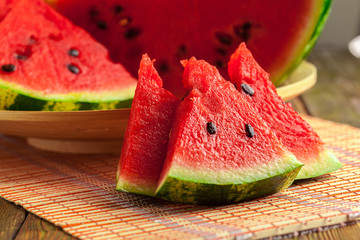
274,0,332,86
116,176,154,197
0,79,135,111
295,149,342,180
155,154,303,205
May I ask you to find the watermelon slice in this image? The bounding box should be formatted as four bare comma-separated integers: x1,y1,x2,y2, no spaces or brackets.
48,0,331,97
155,58,303,205
0,0,137,111
116,54,179,196
228,43,342,179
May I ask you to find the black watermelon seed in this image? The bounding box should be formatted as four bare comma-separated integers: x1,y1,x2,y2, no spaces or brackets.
124,27,142,40
242,22,252,30
206,122,217,135
215,32,232,45
241,83,255,96
89,7,99,17
177,44,187,57
67,64,80,74
15,46,32,60
1,64,16,73
157,61,170,73
97,21,107,30
215,60,225,68
245,124,255,138
234,22,252,42
216,48,227,56
15,54,28,60
68,48,79,57
114,5,123,14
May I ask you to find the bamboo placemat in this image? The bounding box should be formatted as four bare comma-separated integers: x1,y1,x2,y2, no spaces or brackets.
0,116,359,240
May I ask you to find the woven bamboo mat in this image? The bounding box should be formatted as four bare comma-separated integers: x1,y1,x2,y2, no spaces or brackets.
0,116,359,240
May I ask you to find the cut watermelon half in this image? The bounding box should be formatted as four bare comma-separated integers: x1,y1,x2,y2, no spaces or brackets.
48,0,332,97
116,54,179,196
0,0,137,111
155,58,303,205
228,43,342,179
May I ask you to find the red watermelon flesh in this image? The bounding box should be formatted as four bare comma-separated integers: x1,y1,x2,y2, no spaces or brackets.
155,57,302,205
0,0,136,106
49,0,331,97
228,43,342,179
116,54,179,196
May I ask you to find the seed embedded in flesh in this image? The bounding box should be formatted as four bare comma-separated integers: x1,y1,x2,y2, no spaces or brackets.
234,22,252,42
207,122,217,135
157,61,170,73
176,44,187,58
215,32,233,45
68,48,79,57
241,83,255,96
15,46,33,60
243,22,252,30
89,7,99,17
67,64,80,74
216,48,227,56
215,60,225,68
1,64,16,73
15,54,28,60
245,124,255,138
113,5,123,14
124,27,142,40
97,21,107,30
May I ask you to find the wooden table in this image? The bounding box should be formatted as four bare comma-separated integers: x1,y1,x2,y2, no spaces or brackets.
1,44,360,240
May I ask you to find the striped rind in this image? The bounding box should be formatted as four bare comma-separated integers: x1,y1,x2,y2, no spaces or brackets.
156,165,302,205
155,154,303,205
273,0,332,86
116,176,154,197
0,87,133,111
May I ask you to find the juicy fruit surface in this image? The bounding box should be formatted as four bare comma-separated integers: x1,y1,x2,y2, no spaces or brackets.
50,0,330,96
228,43,341,179
155,58,303,205
116,54,179,196
0,0,137,110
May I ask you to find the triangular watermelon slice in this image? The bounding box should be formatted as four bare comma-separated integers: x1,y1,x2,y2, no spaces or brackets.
228,43,342,179
116,54,179,196
155,58,303,205
0,0,137,111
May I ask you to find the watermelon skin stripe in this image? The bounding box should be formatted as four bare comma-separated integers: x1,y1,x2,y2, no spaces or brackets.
156,165,301,205
0,87,133,111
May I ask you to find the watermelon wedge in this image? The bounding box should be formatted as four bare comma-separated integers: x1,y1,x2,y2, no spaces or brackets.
155,58,303,205
0,0,137,111
116,54,179,196
48,0,331,97
228,43,342,179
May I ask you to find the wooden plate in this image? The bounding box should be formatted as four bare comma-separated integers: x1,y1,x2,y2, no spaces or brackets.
0,61,316,154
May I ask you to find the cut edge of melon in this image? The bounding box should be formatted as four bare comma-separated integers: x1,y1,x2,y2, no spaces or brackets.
295,148,342,180
0,78,137,103
164,152,302,185
116,174,155,197
273,0,332,86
